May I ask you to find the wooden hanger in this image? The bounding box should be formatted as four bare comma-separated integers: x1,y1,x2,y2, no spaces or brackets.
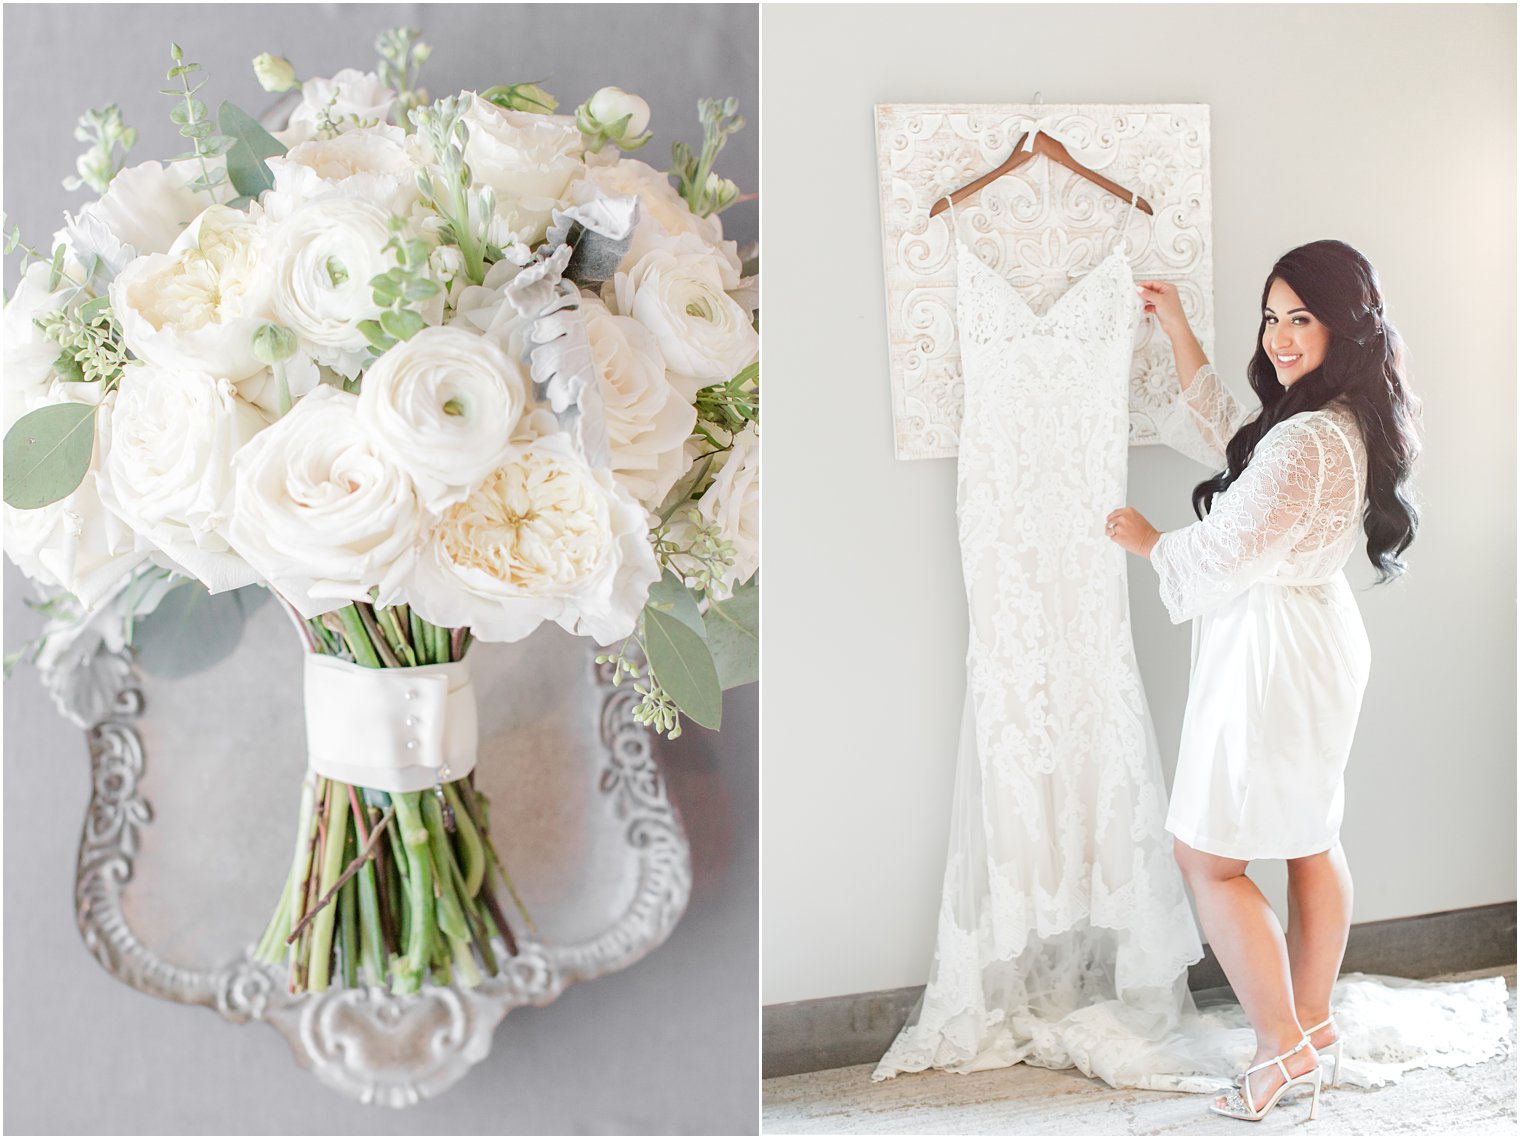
928,125,1154,219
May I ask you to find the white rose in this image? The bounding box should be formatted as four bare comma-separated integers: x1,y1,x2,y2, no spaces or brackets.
96,363,267,593
279,69,396,146
566,159,741,283
357,326,528,510
669,425,758,600
264,125,421,221
228,385,421,616
269,194,395,377
408,430,659,643
109,204,277,382
610,246,758,397
3,391,150,610
459,95,586,245
580,295,696,507
56,159,210,277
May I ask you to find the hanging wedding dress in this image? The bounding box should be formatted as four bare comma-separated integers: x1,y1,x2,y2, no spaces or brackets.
874,197,1511,1092
874,197,1216,1088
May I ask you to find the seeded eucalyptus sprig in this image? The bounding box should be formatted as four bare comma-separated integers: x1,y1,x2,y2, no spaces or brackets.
376,27,431,131
672,97,745,218
163,43,235,197
38,300,131,387
64,104,138,194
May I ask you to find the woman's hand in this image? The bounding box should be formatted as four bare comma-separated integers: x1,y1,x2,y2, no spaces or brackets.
1136,280,1189,342
1106,507,1160,558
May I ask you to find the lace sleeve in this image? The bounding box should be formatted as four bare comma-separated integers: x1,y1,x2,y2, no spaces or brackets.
1157,363,1251,467
1150,415,1345,623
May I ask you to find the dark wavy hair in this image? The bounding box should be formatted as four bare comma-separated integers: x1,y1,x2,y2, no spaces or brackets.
1192,240,1421,582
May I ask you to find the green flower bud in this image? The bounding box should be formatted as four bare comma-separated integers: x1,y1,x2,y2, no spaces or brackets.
705,173,741,213
252,53,299,94
251,322,299,365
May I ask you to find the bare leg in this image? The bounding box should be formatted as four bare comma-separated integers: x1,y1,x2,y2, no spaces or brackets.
1173,838,1318,1109
1286,843,1353,1051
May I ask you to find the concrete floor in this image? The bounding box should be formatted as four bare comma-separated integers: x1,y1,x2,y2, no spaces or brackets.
761,968,1516,1135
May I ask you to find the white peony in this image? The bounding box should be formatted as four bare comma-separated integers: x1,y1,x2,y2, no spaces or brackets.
264,125,421,220
4,260,80,430
109,204,277,382
96,363,267,593
268,194,396,377
57,159,212,278
610,245,759,398
279,69,396,146
356,326,528,510
459,95,586,245
228,385,422,616
566,159,742,283
580,295,696,507
408,430,660,644
3,391,150,610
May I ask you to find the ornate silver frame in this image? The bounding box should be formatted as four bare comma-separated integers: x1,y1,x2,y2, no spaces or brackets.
59,626,691,1107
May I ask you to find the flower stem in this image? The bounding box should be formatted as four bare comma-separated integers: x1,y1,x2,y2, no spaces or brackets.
306,786,351,991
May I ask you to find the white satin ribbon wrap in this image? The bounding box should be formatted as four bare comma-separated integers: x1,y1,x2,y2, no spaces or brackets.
303,654,478,792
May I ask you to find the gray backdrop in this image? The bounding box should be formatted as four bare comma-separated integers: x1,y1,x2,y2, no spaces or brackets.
2,4,758,1134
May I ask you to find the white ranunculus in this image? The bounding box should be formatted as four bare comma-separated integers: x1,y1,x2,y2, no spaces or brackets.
96,363,267,593
566,159,741,283
610,245,759,398
268,194,395,377
357,326,528,510
580,295,696,507
109,204,277,382
408,430,660,644
228,385,422,616
264,125,421,220
279,69,396,146
57,159,211,277
3,391,150,610
459,94,586,245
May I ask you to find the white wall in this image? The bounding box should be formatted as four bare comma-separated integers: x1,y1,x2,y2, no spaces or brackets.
762,3,1516,1006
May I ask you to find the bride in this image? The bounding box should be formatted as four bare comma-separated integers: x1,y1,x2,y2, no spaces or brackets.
1106,239,1420,1122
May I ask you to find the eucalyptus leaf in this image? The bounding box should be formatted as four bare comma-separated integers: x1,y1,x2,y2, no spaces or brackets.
133,580,251,679
656,452,715,524
380,308,425,341
78,294,112,322
704,580,758,689
2,402,97,508
645,570,704,636
643,606,722,730
218,101,285,199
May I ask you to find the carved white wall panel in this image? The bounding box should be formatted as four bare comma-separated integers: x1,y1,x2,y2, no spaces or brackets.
875,103,1215,460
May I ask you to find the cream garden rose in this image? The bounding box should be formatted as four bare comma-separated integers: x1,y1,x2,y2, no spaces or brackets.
268,194,397,377
408,430,660,643
580,295,697,507
97,363,267,593
229,385,421,616
459,95,586,246
696,424,759,598
58,158,213,278
109,204,276,382
356,325,528,510
264,125,422,220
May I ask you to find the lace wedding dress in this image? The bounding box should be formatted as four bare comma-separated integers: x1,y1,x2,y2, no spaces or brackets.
873,201,1512,1092
874,201,1212,1087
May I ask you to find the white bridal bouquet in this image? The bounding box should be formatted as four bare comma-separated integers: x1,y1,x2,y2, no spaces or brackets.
3,30,758,995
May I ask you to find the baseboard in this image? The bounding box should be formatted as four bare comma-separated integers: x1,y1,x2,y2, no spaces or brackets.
762,900,1516,1079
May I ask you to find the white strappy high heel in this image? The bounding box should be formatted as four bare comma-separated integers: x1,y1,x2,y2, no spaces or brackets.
1211,1035,1323,1123
1304,1015,1343,1087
